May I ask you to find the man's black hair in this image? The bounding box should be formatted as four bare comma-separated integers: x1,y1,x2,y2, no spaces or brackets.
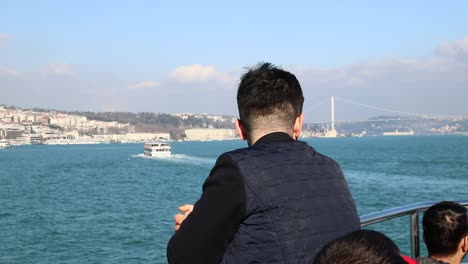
422,201,468,256
237,62,304,132
313,230,407,264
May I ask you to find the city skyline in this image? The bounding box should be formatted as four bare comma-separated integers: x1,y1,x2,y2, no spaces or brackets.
1,1,468,122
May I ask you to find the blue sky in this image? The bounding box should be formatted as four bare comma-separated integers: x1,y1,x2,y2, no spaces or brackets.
1,1,468,122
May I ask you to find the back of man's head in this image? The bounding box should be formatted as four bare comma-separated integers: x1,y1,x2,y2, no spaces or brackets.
422,201,468,257
313,229,407,264
237,62,304,134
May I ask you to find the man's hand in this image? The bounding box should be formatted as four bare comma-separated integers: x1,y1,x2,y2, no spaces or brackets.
173,204,194,231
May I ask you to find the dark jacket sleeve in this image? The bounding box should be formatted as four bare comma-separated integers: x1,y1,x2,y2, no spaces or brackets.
167,154,246,264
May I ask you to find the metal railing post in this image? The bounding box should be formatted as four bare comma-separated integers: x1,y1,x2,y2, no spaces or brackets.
409,212,420,258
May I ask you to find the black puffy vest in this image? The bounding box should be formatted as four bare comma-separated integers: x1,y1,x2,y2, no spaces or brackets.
220,139,360,263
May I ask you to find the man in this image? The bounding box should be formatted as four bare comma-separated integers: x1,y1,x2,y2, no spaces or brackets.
167,62,360,263
313,230,412,264
417,201,468,264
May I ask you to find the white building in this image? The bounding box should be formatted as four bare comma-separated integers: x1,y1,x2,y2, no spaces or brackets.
185,128,238,141
49,114,87,127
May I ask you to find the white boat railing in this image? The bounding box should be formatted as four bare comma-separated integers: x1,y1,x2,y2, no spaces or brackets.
360,200,468,258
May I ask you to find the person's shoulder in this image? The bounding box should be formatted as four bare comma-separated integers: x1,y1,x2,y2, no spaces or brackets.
214,148,250,166
315,150,338,163
221,146,252,158
301,142,340,166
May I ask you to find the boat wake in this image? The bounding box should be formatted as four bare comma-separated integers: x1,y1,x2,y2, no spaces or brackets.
132,153,216,166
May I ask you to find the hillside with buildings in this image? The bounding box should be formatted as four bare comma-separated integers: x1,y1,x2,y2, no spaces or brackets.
2,104,468,145
304,115,468,137
0,105,239,145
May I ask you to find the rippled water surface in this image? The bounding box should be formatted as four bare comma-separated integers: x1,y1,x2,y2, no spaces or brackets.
1,136,467,263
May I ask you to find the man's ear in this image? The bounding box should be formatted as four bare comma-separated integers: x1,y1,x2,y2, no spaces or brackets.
293,114,304,139
461,235,468,253
235,119,248,140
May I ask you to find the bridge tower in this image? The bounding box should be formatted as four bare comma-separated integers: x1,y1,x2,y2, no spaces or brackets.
331,96,335,131
324,96,338,137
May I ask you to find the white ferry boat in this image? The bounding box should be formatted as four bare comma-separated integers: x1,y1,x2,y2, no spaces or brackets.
383,129,415,136
144,142,172,157
0,140,11,149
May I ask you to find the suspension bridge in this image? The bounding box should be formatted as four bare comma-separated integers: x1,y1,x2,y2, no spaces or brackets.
304,96,468,125
302,96,468,137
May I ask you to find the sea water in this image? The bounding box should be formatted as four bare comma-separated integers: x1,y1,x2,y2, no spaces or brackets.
1,136,467,263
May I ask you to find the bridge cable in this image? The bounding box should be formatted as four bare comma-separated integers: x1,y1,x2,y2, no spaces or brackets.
334,96,430,118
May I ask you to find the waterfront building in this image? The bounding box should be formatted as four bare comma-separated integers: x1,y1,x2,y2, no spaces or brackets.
184,128,238,141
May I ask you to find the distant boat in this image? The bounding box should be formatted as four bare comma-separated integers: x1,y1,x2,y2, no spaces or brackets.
383,129,414,136
144,142,172,157
0,140,11,149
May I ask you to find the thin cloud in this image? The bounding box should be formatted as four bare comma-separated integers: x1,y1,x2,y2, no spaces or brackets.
437,38,468,58
169,64,218,83
296,38,468,90
45,63,76,77
0,66,19,77
128,80,160,90
167,64,237,90
0,33,14,46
